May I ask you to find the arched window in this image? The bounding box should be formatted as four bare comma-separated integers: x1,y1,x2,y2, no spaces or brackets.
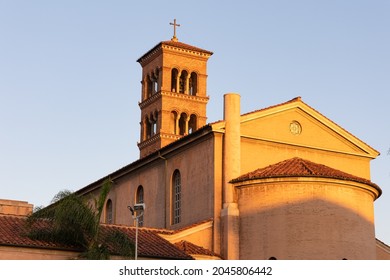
189,72,197,96
188,114,197,134
136,185,144,227
171,111,178,134
145,116,151,139
152,121,157,136
179,70,188,93
171,68,179,92
146,75,153,98
144,112,158,139
142,78,148,101
105,199,113,224
152,111,158,136
179,113,188,135
172,170,181,224
153,68,160,94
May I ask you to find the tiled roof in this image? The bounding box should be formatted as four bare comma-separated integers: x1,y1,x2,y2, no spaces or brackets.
137,40,213,63
0,215,193,259
101,224,193,259
161,40,213,55
0,215,80,251
156,218,214,235
231,157,381,192
174,240,221,258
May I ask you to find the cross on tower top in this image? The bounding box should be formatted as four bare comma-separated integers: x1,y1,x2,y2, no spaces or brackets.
169,19,180,42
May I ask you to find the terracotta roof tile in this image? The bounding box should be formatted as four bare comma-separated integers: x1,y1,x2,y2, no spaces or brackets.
161,40,213,55
231,157,381,194
101,224,193,259
137,40,213,63
157,219,214,235
0,215,80,251
174,240,221,258
0,215,193,259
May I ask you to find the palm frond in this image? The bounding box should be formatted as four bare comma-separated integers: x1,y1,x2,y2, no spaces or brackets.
25,179,133,259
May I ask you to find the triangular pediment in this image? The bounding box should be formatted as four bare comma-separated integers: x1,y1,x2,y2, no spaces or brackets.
212,97,379,159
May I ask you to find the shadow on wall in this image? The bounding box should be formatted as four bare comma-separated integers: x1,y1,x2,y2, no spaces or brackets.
237,182,377,260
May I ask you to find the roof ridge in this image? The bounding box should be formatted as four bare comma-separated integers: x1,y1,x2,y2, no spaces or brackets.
174,240,221,258
299,158,315,175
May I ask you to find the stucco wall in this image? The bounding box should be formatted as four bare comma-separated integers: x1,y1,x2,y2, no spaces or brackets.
237,177,377,259
0,246,79,260
241,137,371,182
102,134,216,231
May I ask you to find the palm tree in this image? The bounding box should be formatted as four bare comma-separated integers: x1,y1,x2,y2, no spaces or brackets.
26,179,134,259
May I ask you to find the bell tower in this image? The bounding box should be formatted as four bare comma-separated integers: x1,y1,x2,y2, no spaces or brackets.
136,20,213,158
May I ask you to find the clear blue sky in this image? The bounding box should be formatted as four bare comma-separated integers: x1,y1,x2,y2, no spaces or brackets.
1,1,389,245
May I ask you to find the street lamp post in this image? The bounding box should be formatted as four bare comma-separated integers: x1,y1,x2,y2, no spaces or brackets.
127,203,145,260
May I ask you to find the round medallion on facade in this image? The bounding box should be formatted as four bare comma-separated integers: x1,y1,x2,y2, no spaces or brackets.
289,121,302,135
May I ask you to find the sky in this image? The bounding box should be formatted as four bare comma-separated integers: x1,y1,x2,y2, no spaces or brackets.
0,1,389,245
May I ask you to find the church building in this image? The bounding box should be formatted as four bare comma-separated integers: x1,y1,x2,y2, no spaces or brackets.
74,25,389,260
